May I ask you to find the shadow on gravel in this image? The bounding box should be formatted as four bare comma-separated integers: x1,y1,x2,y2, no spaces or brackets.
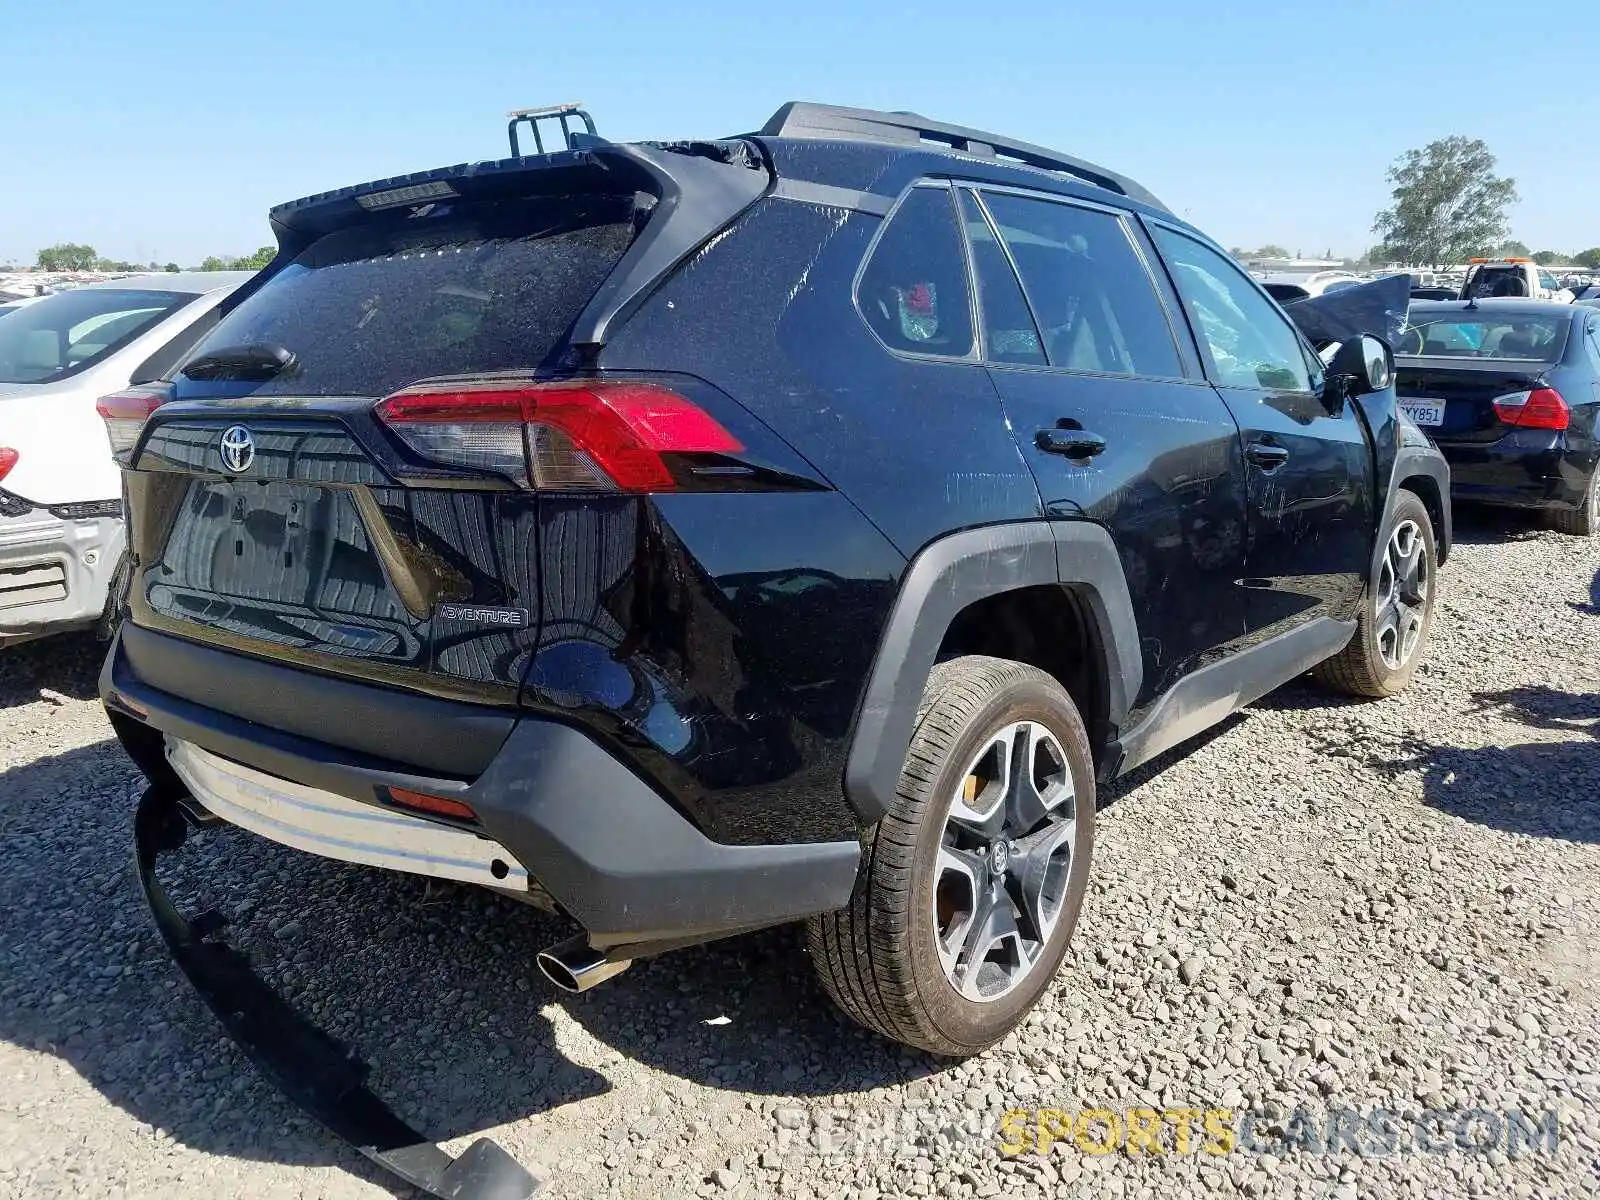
1361,688,1600,844
1573,567,1600,617
0,731,934,1194
0,631,105,709
1448,502,1551,546
1097,712,1246,806
1472,686,1600,739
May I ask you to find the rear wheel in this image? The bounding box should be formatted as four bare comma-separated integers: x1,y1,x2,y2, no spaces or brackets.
1548,470,1599,537
1313,488,1437,698
807,656,1094,1056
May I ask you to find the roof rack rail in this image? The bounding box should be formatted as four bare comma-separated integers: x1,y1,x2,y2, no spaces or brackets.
507,102,599,157
759,101,1168,213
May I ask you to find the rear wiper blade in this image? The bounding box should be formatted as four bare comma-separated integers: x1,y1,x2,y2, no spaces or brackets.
182,342,297,382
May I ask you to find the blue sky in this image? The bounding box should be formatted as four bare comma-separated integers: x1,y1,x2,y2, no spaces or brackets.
3,0,1594,265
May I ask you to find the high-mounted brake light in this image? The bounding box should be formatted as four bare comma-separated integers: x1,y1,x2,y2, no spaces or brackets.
375,378,743,491
0,448,17,484
96,385,174,456
1493,387,1569,431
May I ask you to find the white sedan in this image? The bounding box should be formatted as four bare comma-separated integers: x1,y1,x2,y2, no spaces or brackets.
0,272,251,648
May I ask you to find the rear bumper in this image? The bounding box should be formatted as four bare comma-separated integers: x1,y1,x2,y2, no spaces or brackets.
103,625,861,954
0,510,122,643
1436,433,1592,509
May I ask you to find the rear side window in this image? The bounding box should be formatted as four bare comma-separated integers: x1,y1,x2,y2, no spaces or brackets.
175,194,637,398
1152,228,1313,392
857,187,974,358
0,288,189,384
959,191,1045,366
977,193,1181,378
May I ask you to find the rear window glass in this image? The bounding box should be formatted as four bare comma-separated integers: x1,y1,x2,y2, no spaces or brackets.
175,194,636,398
1264,284,1309,304
0,288,189,384
1466,267,1528,298
1397,314,1570,361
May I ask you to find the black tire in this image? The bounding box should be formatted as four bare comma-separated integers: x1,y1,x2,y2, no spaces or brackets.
1548,471,1599,537
1313,488,1437,698
807,655,1095,1056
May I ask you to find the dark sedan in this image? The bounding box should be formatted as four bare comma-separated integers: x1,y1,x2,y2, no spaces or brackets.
1395,300,1600,535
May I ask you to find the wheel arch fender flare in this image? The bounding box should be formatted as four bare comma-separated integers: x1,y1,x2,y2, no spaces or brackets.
1383,444,1453,570
842,521,1142,825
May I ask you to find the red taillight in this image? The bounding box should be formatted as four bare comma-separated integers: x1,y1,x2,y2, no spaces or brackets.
375,378,743,492
386,787,479,822
0,448,17,484
96,385,173,455
1493,387,1569,431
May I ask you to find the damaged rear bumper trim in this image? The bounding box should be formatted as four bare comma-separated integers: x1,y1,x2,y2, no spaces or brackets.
133,786,544,1200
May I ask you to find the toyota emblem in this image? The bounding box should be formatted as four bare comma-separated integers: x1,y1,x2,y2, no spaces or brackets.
220,425,256,473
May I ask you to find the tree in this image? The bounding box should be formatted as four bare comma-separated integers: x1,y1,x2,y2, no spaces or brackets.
36,242,98,271
1255,244,1290,259
238,246,275,270
1531,250,1563,266
1496,239,1530,258
163,262,180,272
1576,248,1600,270
1366,243,1399,265
1372,136,1517,268
198,255,228,272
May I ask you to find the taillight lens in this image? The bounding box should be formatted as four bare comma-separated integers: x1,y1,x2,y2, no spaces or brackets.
375,378,743,491
96,385,174,456
0,448,17,484
1493,387,1569,431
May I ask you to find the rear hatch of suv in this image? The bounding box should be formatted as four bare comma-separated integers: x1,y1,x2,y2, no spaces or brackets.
113,144,776,755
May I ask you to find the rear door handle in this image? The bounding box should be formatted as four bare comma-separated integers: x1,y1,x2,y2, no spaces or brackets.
1035,428,1106,458
1246,440,1290,470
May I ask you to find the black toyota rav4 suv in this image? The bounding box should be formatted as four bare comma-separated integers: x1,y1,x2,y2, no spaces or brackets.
101,103,1450,1061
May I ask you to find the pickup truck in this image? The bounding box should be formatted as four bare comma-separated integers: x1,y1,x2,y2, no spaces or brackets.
1461,258,1574,303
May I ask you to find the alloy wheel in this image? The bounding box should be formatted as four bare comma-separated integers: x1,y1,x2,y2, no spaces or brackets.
932,721,1077,1003
1375,519,1429,671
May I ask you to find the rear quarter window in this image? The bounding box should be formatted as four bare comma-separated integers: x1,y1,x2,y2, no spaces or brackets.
175,194,637,398
856,186,975,358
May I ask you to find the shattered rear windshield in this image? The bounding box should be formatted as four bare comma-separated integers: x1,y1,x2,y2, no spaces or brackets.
174,194,636,398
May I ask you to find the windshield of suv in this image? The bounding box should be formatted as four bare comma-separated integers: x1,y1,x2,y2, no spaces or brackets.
0,288,188,383
174,194,637,399
1396,314,1570,361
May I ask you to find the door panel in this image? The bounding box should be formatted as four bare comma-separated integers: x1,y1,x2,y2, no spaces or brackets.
992,368,1252,709
1147,225,1373,635
961,189,1251,713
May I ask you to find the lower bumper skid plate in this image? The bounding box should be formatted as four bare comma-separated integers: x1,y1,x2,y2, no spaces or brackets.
133,786,545,1199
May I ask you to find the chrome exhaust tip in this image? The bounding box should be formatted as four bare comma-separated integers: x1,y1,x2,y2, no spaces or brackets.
536,935,632,993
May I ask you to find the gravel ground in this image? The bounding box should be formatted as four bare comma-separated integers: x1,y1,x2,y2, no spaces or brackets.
2,508,1597,1200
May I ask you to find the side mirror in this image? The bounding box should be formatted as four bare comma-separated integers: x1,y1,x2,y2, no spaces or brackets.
1327,334,1394,397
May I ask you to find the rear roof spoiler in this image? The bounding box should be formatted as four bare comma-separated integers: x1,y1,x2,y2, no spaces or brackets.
759,101,1169,214
264,139,770,354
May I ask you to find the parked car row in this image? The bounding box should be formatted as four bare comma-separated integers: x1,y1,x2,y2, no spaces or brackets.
0,273,249,647
0,99,1590,1200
